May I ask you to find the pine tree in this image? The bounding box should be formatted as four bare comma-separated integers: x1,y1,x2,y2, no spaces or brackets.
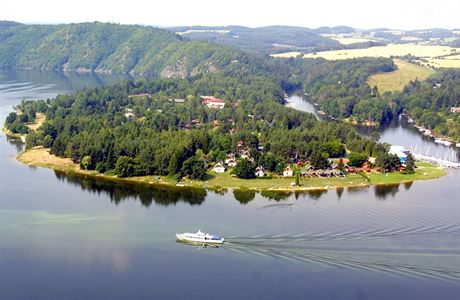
405,153,415,174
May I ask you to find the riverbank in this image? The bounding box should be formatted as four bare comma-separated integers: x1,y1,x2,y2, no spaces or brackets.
17,147,447,192
2,112,46,142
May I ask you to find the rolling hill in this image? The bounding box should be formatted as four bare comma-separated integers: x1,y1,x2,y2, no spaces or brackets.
0,22,259,77
169,25,342,54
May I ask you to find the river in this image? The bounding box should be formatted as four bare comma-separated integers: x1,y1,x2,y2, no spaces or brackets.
1,71,459,299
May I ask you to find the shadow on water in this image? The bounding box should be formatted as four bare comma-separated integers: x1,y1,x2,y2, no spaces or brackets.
54,171,207,207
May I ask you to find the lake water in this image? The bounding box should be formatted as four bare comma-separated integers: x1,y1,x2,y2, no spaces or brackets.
1,71,459,299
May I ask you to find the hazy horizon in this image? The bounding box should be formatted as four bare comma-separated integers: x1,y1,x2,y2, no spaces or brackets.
2,20,459,31
0,0,458,31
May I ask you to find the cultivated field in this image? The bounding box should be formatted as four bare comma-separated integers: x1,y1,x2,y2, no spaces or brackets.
417,57,460,68
367,59,435,93
301,44,460,60
322,34,372,45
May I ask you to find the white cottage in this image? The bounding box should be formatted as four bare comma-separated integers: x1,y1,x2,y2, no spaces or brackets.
213,162,226,173
255,166,266,177
283,166,294,177
226,158,237,167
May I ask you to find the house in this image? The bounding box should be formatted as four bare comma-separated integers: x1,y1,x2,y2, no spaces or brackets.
362,161,372,172
124,108,135,119
168,98,184,103
213,120,220,126
255,166,266,177
128,93,151,99
450,107,460,113
283,166,294,177
201,96,225,109
226,158,237,167
213,162,226,173
240,150,251,160
225,153,235,163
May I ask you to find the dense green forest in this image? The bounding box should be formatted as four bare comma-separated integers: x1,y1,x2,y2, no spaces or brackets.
396,70,460,141
0,21,401,125
0,22,262,77
168,25,342,54
6,74,388,179
302,58,397,124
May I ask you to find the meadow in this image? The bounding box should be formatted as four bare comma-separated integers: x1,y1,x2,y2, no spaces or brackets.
367,59,435,93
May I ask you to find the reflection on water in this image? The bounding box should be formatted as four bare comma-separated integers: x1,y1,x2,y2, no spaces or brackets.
54,171,207,207
374,183,401,199
56,169,417,205
0,69,130,96
233,189,256,204
6,135,24,152
285,94,319,119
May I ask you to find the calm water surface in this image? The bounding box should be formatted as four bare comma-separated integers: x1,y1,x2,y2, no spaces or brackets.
1,71,459,299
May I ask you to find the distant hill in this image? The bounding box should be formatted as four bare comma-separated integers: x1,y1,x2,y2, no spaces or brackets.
169,25,342,54
0,20,23,29
311,26,355,34
0,22,260,77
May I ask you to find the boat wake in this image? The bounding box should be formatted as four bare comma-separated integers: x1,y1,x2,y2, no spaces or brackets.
224,225,460,282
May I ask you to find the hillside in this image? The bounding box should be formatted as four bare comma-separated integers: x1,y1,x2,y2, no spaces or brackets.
169,25,342,54
0,22,257,77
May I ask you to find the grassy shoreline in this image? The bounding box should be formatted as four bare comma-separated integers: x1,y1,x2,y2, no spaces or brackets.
17,147,447,192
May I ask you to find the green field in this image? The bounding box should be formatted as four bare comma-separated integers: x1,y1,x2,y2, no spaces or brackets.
367,59,435,93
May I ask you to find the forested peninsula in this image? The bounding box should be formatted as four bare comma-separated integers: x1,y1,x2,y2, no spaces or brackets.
0,22,451,188
6,74,444,191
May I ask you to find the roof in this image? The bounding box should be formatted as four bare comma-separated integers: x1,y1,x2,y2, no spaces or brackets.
201,96,225,103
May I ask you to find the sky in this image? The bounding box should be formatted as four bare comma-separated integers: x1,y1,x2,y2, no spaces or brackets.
0,0,459,30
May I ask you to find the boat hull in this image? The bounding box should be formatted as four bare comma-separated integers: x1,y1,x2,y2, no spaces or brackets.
176,234,224,244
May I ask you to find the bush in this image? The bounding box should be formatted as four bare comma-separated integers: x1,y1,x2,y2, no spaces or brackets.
234,159,256,179
348,152,368,167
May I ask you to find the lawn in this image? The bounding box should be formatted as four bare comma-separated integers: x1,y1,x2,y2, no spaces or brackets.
17,148,446,191
367,59,435,93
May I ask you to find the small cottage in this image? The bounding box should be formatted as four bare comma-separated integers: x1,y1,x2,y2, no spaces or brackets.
283,166,294,177
226,158,237,167
213,162,226,173
255,166,266,177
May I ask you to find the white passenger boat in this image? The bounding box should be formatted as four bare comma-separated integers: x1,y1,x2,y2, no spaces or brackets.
176,230,224,244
